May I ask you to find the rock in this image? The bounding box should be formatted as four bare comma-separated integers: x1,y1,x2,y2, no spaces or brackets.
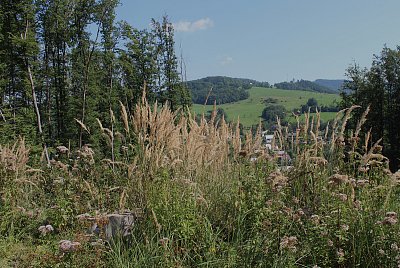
105,212,136,241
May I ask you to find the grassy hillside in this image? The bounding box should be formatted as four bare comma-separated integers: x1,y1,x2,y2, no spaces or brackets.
192,87,341,127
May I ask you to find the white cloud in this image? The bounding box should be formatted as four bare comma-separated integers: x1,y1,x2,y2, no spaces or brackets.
173,18,214,32
220,56,234,66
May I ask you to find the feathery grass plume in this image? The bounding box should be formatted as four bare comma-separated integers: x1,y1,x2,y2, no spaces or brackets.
203,86,213,106
310,114,314,138
119,188,127,210
119,101,130,134
364,129,372,154
361,138,384,166
0,138,29,173
303,107,311,140
151,209,162,233
354,105,370,140
276,117,284,150
75,118,90,134
339,105,361,138
314,107,321,139
232,117,241,157
96,118,104,131
292,112,300,130
324,121,330,141
110,108,115,124
330,108,346,152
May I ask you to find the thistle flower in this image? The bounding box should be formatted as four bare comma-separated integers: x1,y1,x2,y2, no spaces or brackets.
337,248,345,259
378,212,398,225
38,224,54,235
159,237,169,249
356,179,369,187
280,236,298,252
329,174,349,186
59,240,81,252
336,193,348,202
341,224,349,231
311,214,320,225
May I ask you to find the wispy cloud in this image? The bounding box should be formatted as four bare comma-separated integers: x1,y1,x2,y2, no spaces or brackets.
173,18,214,32
220,56,234,66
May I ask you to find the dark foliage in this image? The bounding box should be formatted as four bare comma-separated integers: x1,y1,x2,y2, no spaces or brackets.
341,46,400,171
274,79,337,94
187,76,270,104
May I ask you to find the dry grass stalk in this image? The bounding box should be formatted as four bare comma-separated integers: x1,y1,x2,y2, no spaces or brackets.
125,95,264,177
75,118,90,134
0,138,29,174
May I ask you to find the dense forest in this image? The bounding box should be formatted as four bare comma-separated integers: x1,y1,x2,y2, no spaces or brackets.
0,0,191,154
187,76,270,104
341,46,400,171
274,79,337,93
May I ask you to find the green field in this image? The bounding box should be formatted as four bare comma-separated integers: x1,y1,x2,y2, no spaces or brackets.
192,87,341,127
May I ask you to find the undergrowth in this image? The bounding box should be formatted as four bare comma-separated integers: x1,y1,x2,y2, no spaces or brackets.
1,98,399,267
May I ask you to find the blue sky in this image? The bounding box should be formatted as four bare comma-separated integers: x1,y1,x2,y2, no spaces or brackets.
116,0,400,83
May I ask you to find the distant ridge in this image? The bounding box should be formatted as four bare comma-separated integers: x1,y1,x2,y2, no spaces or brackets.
314,79,345,92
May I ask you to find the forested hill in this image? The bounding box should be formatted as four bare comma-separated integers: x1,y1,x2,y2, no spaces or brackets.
314,79,345,92
187,76,270,105
274,80,338,94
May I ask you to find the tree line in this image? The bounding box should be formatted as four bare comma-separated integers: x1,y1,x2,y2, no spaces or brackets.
0,0,191,151
187,76,270,105
274,79,337,94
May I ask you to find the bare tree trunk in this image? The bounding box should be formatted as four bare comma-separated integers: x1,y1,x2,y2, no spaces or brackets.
79,23,101,148
22,21,50,167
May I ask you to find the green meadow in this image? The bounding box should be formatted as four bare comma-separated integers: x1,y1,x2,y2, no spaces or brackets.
192,87,341,127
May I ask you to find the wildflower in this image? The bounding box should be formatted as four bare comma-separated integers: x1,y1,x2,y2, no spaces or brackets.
159,237,169,249
341,224,349,231
336,193,348,202
379,212,398,225
311,214,320,225
391,243,399,251
38,224,54,235
59,240,81,252
379,249,385,255
296,209,305,217
356,179,369,187
90,239,104,247
268,171,288,191
293,209,305,221
329,174,349,186
56,145,69,154
353,200,361,210
327,239,334,247
358,166,369,173
309,157,328,166
282,206,292,215
280,236,298,252
76,213,95,221
337,248,345,259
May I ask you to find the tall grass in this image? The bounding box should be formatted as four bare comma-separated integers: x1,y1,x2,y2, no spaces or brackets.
0,97,399,267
